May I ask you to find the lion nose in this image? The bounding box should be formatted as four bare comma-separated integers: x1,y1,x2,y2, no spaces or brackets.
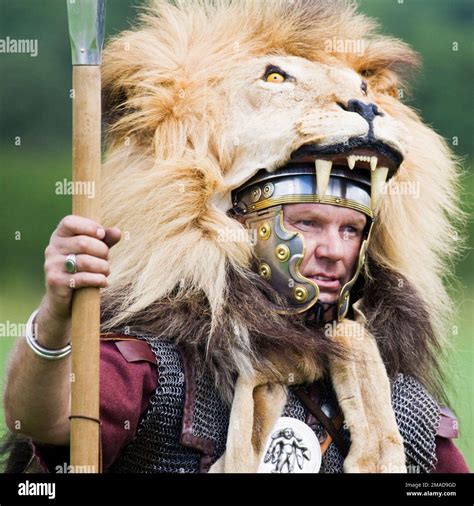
346,99,383,123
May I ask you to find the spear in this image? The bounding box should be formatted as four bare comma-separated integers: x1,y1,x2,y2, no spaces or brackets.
66,0,106,473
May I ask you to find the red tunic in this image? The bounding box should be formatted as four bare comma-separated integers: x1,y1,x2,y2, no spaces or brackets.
33,338,470,473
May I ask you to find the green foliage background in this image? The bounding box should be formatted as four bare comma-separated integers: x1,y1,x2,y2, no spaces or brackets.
1,0,472,469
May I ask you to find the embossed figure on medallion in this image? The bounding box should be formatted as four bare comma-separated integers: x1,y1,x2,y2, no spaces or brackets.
264,427,311,473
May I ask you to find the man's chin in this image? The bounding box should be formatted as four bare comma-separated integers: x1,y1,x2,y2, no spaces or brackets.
317,292,339,305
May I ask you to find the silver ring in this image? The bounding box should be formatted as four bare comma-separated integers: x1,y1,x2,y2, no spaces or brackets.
64,253,77,274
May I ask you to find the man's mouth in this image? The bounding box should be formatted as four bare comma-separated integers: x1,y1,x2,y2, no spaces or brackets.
307,274,341,291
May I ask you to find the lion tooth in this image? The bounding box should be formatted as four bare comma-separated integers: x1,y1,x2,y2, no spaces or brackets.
370,156,378,171
347,155,356,170
315,159,332,197
371,166,389,210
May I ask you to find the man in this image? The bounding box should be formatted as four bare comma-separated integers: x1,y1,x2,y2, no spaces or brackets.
2,167,468,473
2,0,469,474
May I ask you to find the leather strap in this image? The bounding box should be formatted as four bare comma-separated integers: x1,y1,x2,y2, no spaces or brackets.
100,333,157,365
437,406,459,439
294,384,349,458
114,340,157,365
178,344,216,464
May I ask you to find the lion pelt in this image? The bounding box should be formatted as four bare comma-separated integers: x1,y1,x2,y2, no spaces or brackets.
101,257,442,402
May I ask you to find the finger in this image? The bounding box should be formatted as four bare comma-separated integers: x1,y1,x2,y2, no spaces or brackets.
103,227,122,249
71,272,109,288
45,271,76,295
56,215,105,240
53,235,110,260
73,254,110,276
46,271,107,291
67,272,109,290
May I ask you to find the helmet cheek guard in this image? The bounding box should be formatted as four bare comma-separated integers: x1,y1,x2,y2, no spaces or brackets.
244,206,320,313
336,223,373,321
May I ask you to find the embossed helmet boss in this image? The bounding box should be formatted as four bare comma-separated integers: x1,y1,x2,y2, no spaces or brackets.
231,146,399,323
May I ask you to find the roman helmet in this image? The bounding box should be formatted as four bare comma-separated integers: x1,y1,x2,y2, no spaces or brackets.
230,144,401,323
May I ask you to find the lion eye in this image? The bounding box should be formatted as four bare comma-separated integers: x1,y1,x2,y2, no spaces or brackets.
266,72,286,83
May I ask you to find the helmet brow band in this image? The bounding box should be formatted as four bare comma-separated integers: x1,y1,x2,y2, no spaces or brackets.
248,195,373,218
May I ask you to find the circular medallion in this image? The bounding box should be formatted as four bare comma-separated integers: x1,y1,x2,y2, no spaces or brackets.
258,417,321,473
250,186,262,203
259,263,271,280
262,182,275,198
275,244,290,262
258,223,271,240
293,285,308,303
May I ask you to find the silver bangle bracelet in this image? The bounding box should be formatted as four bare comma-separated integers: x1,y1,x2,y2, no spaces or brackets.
25,308,72,360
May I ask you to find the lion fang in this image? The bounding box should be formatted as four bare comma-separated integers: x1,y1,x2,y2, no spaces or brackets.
371,166,389,210
315,159,332,198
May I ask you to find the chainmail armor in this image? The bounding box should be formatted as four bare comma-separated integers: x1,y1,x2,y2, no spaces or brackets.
108,330,230,473
186,364,230,461
107,332,440,474
108,331,202,473
392,373,440,473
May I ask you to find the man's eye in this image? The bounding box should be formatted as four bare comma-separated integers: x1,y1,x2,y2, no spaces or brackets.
342,226,359,236
296,220,315,227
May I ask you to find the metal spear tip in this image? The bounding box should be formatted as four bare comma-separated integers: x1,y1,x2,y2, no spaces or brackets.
67,0,106,66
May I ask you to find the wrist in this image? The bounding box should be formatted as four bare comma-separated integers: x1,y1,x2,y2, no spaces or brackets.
41,293,71,323
35,301,71,350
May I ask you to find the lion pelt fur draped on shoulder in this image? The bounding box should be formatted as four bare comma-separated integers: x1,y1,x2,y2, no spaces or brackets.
101,262,342,402
101,257,445,404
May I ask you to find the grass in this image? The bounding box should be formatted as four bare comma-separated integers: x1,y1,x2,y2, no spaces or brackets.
444,303,474,466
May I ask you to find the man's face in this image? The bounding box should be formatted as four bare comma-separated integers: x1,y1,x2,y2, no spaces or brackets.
282,203,366,304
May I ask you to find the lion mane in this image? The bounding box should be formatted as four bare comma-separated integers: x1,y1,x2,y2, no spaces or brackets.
99,0,464,402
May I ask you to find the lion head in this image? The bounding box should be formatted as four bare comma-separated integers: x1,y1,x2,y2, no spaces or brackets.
100,0,463,399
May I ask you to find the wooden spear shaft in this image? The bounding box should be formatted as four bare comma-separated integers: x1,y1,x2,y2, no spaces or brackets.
67,0,106,473
70,65,101,472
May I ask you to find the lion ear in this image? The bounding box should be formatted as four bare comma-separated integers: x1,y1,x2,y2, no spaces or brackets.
352,38,421,97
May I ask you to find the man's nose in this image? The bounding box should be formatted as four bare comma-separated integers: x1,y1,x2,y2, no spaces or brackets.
314,231,344,261
346,98,383,123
